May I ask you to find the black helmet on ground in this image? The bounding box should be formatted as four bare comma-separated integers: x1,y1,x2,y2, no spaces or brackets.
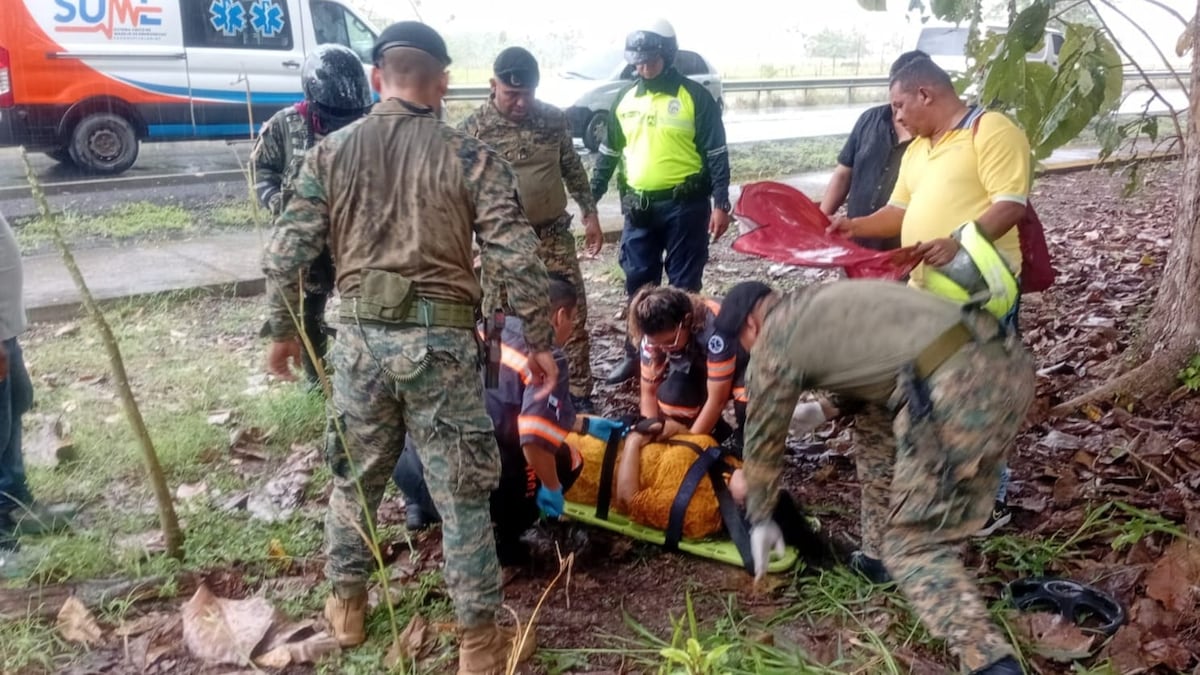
302,44,373,112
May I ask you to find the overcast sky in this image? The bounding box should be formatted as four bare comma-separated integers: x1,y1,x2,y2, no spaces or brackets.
347,0,1192,72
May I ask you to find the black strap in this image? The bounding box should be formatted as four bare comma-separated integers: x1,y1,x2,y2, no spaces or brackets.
662,440,756,575
594,415,637,520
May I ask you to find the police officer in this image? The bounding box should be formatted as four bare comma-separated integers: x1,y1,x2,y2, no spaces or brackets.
591,19,732,384
730,280,1032,675
262,21,555,674
253,44,372,385
461,47,603,412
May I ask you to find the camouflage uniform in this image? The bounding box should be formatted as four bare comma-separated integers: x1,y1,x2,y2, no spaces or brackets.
740,280,1034,673
252,105,335,381
460,100,597,399
263,98,552,629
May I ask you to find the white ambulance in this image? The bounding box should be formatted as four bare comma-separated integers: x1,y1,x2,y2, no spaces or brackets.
0,0,380,174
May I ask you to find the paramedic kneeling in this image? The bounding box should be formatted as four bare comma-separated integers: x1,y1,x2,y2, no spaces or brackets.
735,279,1034,675
392,275,620,565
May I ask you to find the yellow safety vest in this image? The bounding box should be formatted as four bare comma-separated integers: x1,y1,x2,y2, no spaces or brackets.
615,83,702,191
924,221,1020,319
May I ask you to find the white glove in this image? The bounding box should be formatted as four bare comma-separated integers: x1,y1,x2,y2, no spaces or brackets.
750,520,785,581
789,401,827,437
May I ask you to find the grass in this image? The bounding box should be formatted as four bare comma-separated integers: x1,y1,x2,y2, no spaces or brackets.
0,292,457,673
729,136,844,184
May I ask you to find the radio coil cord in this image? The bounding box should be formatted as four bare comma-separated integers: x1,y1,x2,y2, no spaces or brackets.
352,298,433,385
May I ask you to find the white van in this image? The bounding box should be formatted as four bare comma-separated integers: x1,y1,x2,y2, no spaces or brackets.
0,0,380,174
913,23,1064,75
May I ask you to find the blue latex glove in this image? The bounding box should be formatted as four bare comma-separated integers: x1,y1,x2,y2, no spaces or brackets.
583,416,626,443
536,485,565,519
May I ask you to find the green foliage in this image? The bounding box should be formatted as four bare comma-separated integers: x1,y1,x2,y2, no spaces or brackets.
1177,354,1200,391
974,2,1123,161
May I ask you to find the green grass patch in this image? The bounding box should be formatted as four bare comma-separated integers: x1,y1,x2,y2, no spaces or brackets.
15,202,193,252
729,136,843,184
205,201,259,229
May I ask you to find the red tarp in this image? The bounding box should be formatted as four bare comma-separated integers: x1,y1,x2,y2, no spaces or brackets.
731,181,919,281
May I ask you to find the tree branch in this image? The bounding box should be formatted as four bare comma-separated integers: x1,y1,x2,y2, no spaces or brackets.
1086,0,1187,145
1096,0,1191,93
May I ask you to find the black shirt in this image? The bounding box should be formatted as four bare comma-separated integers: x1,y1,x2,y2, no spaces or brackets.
837,104,910,250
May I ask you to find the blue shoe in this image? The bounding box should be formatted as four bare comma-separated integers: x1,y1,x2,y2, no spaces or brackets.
972,656,1023,675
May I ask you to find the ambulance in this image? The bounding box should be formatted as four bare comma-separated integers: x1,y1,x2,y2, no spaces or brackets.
0,0,380,175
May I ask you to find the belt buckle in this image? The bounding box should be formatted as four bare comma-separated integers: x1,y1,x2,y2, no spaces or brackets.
637,192,651,211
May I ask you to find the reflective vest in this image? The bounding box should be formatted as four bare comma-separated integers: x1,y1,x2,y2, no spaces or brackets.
615,84,702,191
924,221,1020,319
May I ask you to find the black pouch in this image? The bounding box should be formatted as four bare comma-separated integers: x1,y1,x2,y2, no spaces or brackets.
357,269,415,323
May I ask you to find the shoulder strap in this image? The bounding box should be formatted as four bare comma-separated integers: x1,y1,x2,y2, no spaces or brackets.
662,440,755,575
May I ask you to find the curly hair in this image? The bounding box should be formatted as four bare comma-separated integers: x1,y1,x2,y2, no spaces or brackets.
627,285,709,344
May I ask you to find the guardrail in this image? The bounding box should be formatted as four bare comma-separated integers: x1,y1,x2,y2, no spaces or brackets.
443,69,1180,102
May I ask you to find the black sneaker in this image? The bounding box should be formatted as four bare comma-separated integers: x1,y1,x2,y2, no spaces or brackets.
604,355,639,385
972,656,1024,675
570,395,597,415
848,550,892,584
974,501,1012,538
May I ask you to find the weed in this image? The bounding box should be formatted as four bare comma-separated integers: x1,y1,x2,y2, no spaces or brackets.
1178,353,1200,391
15,202,193,252
206,202,259,229
728,136,844,184
0,615,68,674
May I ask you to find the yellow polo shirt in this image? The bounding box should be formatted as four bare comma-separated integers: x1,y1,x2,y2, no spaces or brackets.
888,109,1030,286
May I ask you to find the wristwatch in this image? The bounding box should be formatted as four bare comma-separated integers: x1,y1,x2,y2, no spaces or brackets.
716,199,732,213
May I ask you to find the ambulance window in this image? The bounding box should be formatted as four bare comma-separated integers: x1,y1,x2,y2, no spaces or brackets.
311,1,375,63
183,0,294,50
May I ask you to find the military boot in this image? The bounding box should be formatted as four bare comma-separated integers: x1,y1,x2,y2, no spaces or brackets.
324,591,368,647
457,622,536,675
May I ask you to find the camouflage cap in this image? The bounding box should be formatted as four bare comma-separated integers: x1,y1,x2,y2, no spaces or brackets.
373,21,452,67
493,47,539,88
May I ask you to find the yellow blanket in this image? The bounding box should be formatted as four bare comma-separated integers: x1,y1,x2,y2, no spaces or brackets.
564,432,740,540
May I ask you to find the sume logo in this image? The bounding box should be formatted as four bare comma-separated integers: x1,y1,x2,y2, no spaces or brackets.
53,0,164,39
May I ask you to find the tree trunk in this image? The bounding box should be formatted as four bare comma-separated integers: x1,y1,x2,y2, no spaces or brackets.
1051,17,1200,416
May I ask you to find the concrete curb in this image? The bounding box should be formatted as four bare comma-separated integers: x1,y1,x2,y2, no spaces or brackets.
27,279,266,325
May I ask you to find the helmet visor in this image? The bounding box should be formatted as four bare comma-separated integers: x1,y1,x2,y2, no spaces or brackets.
624,31,665,64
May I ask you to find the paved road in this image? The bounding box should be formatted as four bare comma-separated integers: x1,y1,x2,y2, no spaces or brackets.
0,88,1186,222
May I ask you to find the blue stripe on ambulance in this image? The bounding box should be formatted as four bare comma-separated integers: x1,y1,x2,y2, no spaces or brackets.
146,123,257,137
115,76,302,105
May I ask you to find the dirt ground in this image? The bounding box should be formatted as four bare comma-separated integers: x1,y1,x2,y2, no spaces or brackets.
10,160,1200,674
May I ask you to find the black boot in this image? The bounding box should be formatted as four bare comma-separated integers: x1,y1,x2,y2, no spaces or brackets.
972,656,1023,675
605,339,640,384
405,506,439,531
848,550,892,584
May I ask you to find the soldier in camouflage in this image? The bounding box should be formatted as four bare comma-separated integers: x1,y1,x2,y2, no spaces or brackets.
252,43,372,385
728,280,1033,675
460,47,603,412
261,21,556,674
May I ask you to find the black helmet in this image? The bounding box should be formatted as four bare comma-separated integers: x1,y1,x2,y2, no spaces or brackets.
301,44,373,112
624,19,678,67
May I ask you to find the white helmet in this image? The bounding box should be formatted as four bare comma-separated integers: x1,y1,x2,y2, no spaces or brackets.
625,18,678,66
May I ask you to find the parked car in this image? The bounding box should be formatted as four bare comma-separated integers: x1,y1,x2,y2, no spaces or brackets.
912,23,1064,76
0,0,379,174
539,47,724,152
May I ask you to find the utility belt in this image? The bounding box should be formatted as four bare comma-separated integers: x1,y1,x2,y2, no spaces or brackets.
339,296,477,329
620,172,709,214
890,307,1008,422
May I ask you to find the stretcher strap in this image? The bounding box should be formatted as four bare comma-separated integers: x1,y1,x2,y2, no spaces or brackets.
593,422,627,520
662,440,755,575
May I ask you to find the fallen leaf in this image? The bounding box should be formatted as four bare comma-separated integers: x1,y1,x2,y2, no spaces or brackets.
1101,624,1148,673
1142,637,1192,671
181,584,278,665
1040,429,1084,450
267,539,291,567
254,619,339,668
54,323,80,337
1013,611,1096,662
56,596,103,646
23,414,78,468
385,614,430,669
1144,539,1200,613
176,482,208,501
247,445,321,522
1081,403,1104,422
114,611,173,638
116,530,167,557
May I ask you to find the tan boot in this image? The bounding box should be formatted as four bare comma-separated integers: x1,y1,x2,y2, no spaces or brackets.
457,622,536,675
324,592,367,647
